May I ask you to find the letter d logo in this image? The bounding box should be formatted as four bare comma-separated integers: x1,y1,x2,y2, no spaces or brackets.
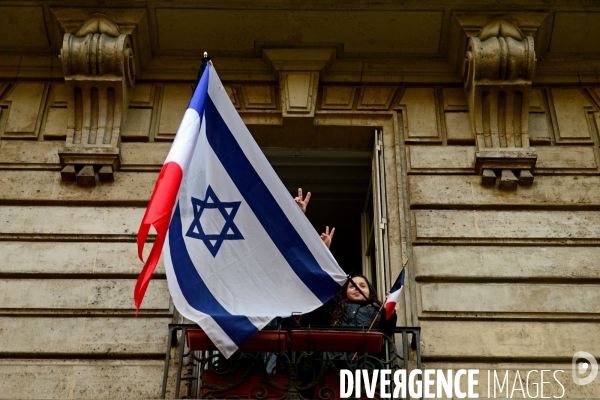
572,351,598,385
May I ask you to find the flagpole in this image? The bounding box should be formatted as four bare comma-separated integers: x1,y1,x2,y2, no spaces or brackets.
195,52,211,90
349,258,409,363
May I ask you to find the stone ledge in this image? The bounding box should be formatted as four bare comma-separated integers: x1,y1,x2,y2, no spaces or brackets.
0,359,170,399
0,242,165,275
0,317,171,355
420,320,600,360
0,279,169,311
409,175,600,207
475,149,537,175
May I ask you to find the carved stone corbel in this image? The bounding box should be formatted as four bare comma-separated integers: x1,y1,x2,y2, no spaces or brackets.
463,18,537,190
58,14,135,186
264,48,335,118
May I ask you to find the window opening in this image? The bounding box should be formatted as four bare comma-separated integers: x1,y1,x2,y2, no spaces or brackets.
255,125,388,323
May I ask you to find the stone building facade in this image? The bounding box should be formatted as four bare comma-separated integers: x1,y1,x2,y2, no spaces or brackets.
0,1,599,398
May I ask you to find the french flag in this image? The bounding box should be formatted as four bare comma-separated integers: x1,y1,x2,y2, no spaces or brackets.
385,269,405,320
135,60,347,357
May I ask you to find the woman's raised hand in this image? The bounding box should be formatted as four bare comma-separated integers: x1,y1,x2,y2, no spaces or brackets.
320,226,335,248
294,188,311,214
294,188,334,248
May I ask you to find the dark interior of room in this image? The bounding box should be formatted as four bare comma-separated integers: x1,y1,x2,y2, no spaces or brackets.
251,122,375,324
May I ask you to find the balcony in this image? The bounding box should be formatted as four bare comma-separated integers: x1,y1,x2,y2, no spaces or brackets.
161,324,421,399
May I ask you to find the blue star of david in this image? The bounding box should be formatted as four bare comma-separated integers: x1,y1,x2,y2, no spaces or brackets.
186,185,244,257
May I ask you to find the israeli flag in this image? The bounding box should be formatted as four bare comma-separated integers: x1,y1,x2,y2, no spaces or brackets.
135,61,347,358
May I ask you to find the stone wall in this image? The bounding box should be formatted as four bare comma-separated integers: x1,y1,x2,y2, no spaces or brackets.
0,80,175,397
1,77,599,397
1,2,600,398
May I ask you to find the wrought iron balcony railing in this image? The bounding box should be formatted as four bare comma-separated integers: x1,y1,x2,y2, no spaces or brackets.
161,324,421,399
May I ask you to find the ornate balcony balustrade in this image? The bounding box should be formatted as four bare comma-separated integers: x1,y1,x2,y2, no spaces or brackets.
161,324,422,399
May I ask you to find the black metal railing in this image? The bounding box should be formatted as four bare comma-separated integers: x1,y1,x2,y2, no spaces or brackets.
161,324,421,399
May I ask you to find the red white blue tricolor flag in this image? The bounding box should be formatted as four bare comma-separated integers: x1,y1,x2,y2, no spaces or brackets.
385,269,405,320
135,61,347,357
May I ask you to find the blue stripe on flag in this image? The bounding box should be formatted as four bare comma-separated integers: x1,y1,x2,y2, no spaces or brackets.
390,269,405,292
204,97,340,302
188,62,210,116
169,204,258,346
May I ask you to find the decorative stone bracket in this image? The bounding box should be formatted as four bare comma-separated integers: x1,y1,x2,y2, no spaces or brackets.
58,14,135,186
264,48,335,118
464,18,537,190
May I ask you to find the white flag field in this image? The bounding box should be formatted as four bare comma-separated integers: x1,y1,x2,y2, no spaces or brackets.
135,61,347,358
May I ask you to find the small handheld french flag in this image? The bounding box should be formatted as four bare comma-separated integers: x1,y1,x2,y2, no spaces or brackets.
385,269,405,320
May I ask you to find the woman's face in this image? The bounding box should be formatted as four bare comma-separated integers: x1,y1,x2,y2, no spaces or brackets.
346,277,370,302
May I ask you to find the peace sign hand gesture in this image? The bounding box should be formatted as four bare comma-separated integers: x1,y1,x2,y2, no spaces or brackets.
294,188,311,214
320,226,335,249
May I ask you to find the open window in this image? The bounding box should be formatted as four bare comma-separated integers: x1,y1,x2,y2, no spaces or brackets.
252,123,390,319
361,129,389,299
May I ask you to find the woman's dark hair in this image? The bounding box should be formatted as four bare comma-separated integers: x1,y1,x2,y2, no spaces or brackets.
329,274,381,326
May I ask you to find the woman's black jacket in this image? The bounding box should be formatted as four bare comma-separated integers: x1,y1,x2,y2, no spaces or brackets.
338,302,397,335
